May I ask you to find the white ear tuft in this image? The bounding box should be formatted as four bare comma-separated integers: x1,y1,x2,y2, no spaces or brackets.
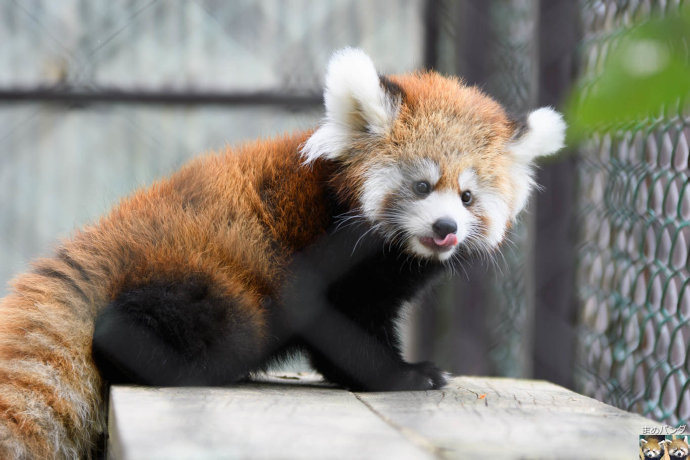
301,48,400,164
508,107,566,162
323,48,396,135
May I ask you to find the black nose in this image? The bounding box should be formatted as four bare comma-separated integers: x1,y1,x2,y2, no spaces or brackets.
432,218,457,238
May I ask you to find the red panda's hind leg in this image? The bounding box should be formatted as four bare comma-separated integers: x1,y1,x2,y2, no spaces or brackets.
92,274,266,386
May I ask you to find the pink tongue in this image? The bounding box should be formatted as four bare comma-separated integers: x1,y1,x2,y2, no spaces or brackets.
433,234,458,247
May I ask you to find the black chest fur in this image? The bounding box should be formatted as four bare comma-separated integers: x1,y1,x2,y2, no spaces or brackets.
325,242,442,323
276,222,443,331
267,223,448,391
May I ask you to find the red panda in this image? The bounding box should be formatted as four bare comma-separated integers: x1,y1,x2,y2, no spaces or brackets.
640,436,670,460
639,436,668,460
0,48,565,458
668,436,689,459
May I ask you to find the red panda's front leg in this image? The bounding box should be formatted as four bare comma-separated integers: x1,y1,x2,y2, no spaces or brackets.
301,306,447,391
280,232,447,391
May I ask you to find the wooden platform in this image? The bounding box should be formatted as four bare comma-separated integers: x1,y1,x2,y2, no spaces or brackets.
107,373,659,459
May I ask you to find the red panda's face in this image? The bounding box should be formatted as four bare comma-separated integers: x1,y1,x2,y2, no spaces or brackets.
668,437,689,457
641,437,668,458
358,157,510,261
642,443,662,457
303,49,566,261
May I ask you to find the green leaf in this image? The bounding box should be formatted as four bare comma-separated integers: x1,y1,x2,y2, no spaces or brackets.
566,6,690,140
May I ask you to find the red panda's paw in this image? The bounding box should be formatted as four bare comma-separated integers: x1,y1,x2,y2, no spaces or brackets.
398,361,448,391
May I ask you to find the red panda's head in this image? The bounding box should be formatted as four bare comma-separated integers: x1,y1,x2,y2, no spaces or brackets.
640,437,668,458
302,48,566,262
668,436,689,458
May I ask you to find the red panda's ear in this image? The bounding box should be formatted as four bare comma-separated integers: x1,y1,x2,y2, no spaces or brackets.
302,48,401,164
506,108,566,220
507,107,566,162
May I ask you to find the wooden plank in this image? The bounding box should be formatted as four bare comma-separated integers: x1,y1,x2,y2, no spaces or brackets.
356,376,660,460
108,373,661,459
108,374,432,460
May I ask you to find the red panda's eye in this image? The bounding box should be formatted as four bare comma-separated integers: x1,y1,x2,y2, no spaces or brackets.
413,181,431,196
461,190,473,205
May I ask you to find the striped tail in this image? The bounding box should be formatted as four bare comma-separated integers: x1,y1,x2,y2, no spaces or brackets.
0,251,108,459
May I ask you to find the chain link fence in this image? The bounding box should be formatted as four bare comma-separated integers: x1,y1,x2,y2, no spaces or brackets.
575,0,690,425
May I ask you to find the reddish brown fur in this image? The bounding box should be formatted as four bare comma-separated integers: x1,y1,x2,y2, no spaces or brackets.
389,72,514,195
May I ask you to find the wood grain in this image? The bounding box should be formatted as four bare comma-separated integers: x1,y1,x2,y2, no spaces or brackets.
108,373,661,459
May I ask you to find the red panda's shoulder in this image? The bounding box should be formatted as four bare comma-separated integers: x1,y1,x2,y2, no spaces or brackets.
173,129,336,251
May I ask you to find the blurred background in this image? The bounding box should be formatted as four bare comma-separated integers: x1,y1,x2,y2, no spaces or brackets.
1,0,688,426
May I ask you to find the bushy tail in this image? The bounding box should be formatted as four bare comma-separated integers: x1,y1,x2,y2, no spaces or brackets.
0,253,108,459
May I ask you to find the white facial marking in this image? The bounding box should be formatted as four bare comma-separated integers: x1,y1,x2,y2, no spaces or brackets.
361,165,403,221
458,168,510,248
411,158,441,186
458,168,478,192
405,190,476,261
509,162,537,219
477,191,511,247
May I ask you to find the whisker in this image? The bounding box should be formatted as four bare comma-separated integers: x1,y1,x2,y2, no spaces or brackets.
333,209,367,231
351,224,379,255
